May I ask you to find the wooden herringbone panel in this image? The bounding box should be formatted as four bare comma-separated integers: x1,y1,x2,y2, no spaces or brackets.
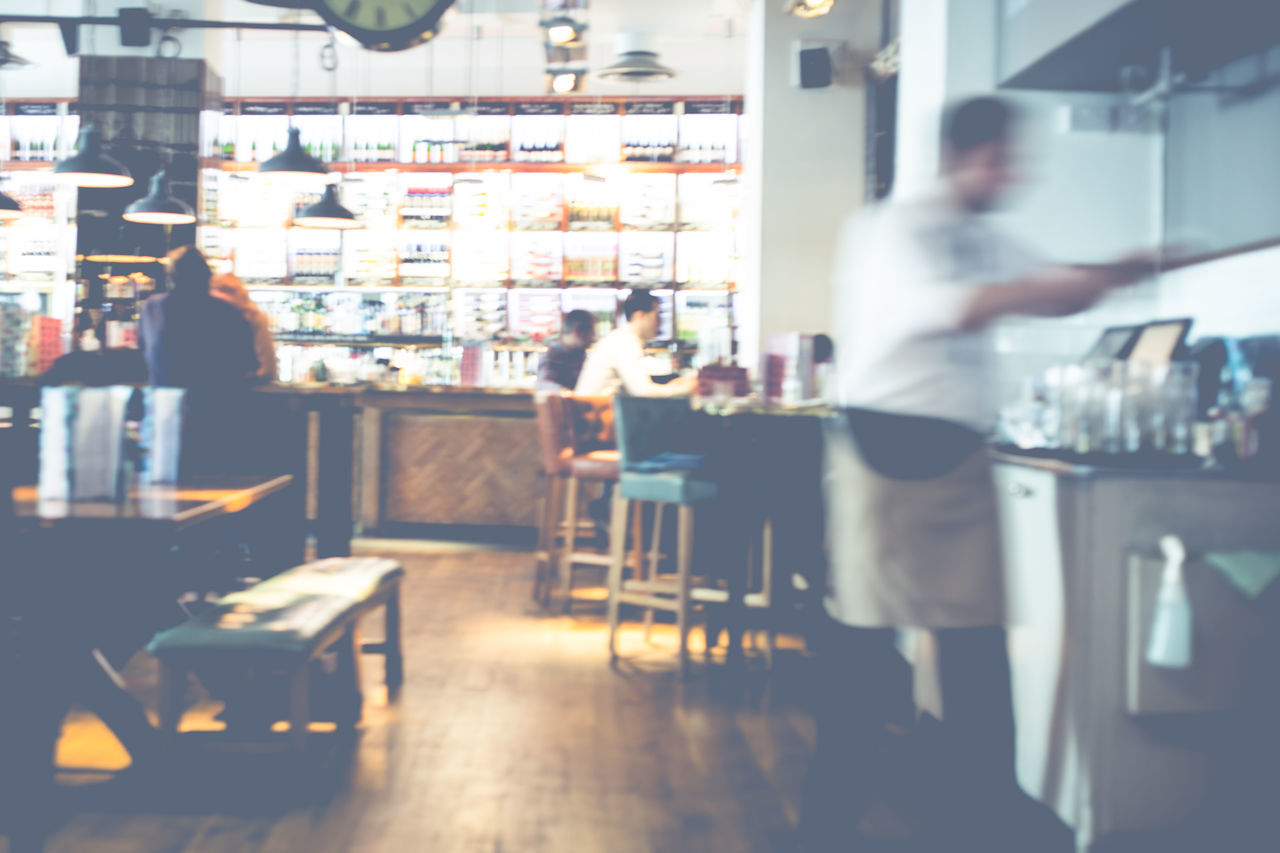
383,413,540,526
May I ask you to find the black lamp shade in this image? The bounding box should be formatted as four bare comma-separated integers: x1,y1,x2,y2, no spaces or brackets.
123,171,196,225
259,127,328,180
54,125,134,188
0,190,21,221
293,184,361,230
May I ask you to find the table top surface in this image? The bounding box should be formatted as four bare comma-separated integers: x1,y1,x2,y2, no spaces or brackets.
691,396,836,418
11,474,293,529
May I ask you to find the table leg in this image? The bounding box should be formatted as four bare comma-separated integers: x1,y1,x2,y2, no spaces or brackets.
78,649,163,766
316,402,355,559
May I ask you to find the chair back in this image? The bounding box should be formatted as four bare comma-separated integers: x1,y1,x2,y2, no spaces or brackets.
612,395,701,470
533,391,570,476
564,394,615,453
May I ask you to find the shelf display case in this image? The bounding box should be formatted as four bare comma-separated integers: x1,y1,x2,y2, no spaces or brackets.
195,97,743,385
0,161,78,363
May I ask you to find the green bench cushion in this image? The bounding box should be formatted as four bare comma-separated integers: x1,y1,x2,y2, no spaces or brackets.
147,557,403,664
255,557,404,601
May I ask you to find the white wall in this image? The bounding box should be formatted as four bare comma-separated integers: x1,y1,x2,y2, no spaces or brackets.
738,0,881,367
893,0,947,197
903,0,1280,411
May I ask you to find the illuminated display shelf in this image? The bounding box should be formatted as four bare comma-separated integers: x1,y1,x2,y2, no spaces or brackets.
202,98,741,357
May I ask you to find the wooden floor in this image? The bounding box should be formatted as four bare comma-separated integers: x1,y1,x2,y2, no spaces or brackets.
22,544,820,853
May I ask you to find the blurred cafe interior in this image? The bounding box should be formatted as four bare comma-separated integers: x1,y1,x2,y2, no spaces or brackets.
3,1,1280,851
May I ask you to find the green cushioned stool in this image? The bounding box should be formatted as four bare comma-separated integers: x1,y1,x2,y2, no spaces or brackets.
147,557,405,752
607,396,724,673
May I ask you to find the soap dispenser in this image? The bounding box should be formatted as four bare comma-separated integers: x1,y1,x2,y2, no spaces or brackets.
1146,534,1193,669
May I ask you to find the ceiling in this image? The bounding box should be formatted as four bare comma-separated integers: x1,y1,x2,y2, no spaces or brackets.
0,0,749,98
217,0,749,96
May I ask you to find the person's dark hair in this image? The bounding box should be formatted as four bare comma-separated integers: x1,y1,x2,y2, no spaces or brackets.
622,289,658,320
941,96,1017,155
563,309,595,338
813,333,834,364
167,245,213,293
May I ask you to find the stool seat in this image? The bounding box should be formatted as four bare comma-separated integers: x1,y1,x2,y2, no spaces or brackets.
619,471,718,504
561,448,621,481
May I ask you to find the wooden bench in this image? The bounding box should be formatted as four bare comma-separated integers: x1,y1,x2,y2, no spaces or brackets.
147,556,405,752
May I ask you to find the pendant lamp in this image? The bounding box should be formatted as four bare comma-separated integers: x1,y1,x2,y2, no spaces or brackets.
54,125,134,188
258,126,328,180
293,184,361,229
123,170,196,225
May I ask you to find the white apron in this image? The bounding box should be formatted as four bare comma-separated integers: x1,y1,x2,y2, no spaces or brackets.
823,418,1005,629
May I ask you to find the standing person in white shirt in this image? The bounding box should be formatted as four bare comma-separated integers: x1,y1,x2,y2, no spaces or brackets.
800,97,1154,852
575,290,697,398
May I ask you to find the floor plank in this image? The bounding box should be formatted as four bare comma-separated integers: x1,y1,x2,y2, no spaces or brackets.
26,545,815,853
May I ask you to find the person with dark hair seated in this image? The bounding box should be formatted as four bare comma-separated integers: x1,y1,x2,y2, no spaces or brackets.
575,289,696,398
538,309,597,391
138,245,259,476
139,246,258,391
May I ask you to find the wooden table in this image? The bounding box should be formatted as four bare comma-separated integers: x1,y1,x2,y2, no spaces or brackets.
11,475,294,531
1,474,297,849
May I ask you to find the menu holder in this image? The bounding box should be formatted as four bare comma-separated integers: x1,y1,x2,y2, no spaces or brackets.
140,387,185,485
38,386,133,502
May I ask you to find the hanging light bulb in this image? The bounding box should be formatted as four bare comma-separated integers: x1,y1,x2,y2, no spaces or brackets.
122,170,196,225
54,125,134,188
258,126,329,181
543,16,586,48
547,69,584,95
293,183,361,229
786,0,835,17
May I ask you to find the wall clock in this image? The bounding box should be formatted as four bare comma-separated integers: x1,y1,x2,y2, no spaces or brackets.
248,0,456,52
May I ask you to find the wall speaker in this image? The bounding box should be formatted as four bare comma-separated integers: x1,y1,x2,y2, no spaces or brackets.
796,46,832,89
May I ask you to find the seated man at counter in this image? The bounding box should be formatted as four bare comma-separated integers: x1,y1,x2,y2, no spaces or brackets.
538,309,596,391
575,290,697,397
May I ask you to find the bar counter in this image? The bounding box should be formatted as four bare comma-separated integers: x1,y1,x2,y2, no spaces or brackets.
0,379,541,540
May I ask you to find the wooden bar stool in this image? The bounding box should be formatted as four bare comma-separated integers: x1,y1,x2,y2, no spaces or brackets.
605,396,723,672
532,392,571,606
533,393,641,610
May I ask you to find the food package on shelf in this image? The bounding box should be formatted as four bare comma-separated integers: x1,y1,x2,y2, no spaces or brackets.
0,304,31,377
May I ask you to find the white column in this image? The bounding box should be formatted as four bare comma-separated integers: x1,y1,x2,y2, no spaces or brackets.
738,0,881,370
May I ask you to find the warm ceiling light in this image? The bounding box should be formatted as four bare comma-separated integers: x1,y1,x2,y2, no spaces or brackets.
84,252,158,264
548,70,583,94
783,0,834,17
54,125,134,188
258,126,329,181
786,0,835,17
544,16,585,48
0,190,21,221
122,171,196,225
293,184,362,229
